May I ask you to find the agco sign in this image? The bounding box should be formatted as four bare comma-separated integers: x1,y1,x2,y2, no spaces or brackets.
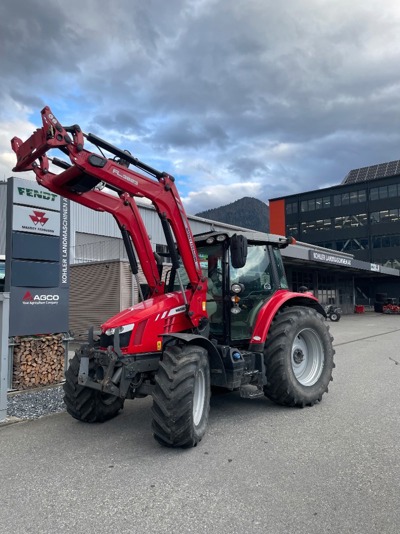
22,291,60,305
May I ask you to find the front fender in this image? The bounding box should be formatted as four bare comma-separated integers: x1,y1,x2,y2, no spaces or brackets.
250,290,326,349
162,333,226,385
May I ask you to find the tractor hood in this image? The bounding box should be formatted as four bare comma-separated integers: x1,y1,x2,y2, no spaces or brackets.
101,291,190,331
100,291,193,354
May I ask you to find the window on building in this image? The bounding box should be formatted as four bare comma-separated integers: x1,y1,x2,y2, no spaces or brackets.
308,199,316,211
370,188,379,201
315,198,322,210
323,196,331,208
335,216,345,229
349,191,358,204
370,212,380,224
349,213,367,227
388,209,399,223
301,201,308,212
382,236,391,248
292,270,314,293
358,190,366,202
379,186,388,199
388,184,398,198
383,258,400,268
286,202,298,215
391,235,400,247
287,224,299,236
334,215,365,229
333,194,341,207
317,274,336,305
372,237,381,248
380,210,389,223
341,193,349,205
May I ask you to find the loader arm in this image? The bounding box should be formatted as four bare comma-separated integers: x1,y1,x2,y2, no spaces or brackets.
11,106,207,327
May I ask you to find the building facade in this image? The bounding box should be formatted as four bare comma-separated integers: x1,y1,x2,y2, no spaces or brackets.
269,159,400,270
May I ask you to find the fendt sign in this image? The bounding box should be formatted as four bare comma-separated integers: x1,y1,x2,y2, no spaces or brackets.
5,177,69,336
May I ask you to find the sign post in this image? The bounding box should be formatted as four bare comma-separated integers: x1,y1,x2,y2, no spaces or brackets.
5,177,69,337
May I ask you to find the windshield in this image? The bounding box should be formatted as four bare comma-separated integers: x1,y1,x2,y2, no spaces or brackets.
230,245,274,340
230,245,274,296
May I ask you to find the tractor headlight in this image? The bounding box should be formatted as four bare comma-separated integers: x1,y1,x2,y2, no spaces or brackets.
216,234,227,242
105,323,135,336
231,283,244,294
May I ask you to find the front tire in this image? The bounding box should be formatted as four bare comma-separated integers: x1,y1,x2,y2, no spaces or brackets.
152,344,210,448
330,312,340,322
263,306,335,407
63,353,124,422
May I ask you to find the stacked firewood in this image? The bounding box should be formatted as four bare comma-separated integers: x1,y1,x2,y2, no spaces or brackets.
12,334,65,390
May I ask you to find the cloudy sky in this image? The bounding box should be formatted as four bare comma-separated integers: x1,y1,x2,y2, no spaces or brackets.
1,0,400,214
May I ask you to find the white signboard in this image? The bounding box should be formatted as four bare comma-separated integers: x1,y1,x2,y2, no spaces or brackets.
12,204,61,236
13,177,61,211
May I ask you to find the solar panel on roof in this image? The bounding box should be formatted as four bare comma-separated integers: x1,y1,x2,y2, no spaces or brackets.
377,163,387,175
342,159,400,184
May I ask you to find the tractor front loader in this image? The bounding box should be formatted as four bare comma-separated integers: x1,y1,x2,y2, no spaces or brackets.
11,107,335,447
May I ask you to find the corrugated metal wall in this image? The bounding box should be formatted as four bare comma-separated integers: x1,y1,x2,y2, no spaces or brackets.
70,201,249,264
69,260,133,340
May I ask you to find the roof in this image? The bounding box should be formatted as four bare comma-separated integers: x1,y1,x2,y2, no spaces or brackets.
193,229,290,247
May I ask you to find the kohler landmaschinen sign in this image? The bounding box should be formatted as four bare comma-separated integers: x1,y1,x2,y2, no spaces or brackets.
309,250,353,267
5,177,69,336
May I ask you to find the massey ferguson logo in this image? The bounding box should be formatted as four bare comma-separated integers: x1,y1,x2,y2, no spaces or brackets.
22,291,60,305
29,211,49,226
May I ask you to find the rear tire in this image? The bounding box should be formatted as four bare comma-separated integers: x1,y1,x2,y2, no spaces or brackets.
152,344,210,448
63,353,124,422
330,312,340,322
263,306,335,407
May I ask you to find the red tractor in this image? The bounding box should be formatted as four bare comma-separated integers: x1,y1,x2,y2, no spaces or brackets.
12,107,335,447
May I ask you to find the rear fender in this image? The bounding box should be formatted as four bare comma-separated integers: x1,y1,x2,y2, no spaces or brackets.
249,290,326,350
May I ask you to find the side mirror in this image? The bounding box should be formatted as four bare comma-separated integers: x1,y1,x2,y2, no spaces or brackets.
230,234,248,269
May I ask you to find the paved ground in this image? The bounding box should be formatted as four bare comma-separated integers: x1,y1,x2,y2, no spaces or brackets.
1,312,400,534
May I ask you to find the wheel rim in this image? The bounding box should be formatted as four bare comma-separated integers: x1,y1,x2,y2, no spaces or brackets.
331,314,338,321
193,368,206,427
291,328,324,386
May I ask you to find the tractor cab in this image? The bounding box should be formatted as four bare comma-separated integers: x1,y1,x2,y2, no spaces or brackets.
188,231,292,345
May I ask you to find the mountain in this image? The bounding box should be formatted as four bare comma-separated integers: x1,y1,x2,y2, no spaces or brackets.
195,197,270,232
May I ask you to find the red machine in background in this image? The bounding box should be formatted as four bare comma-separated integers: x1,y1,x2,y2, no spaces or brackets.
11,107,335,447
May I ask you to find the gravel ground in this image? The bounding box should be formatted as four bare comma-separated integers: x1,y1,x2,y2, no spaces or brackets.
7,385,66,419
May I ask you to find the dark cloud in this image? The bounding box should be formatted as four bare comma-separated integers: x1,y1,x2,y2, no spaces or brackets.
2,0,400,210
150,118,229,149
